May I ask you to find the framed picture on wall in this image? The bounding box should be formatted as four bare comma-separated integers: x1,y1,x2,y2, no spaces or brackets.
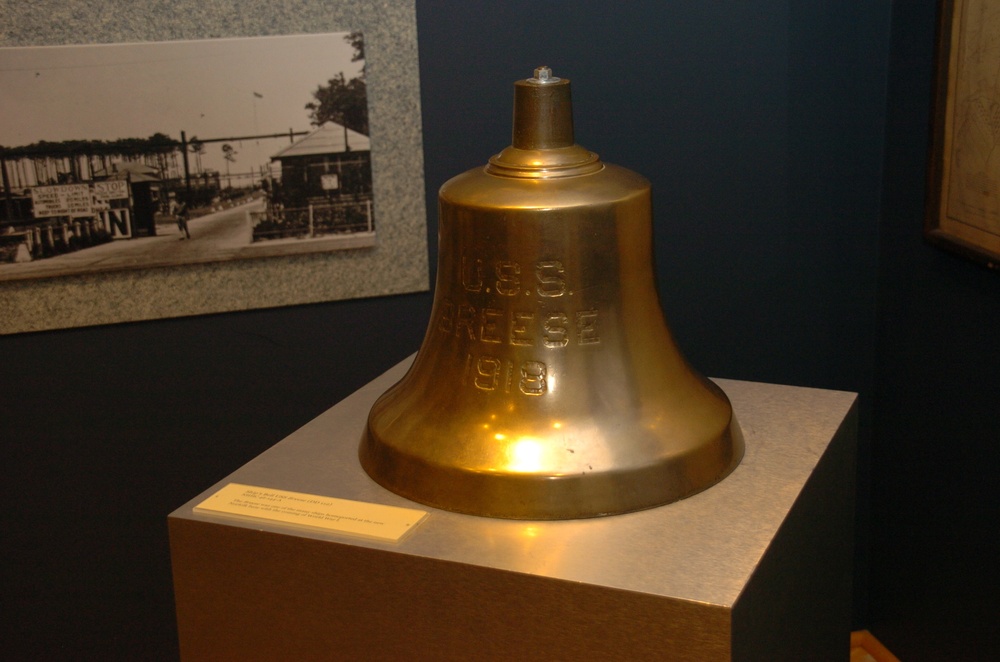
926,0,1000,270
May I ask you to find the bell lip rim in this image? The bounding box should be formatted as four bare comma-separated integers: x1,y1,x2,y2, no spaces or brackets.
358,414,745,521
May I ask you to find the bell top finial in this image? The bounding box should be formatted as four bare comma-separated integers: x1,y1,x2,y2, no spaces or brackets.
528,66,561,85
511,65,574,150
488,67,600,177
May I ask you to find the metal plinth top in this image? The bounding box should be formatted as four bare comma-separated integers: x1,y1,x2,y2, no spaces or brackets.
172,356,856,608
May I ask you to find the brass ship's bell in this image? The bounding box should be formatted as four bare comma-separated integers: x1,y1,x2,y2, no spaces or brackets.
360,67,743,519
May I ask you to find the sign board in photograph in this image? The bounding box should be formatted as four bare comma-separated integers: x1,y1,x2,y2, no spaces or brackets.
30,184,93,218
93,180,130,201
320,173,340,190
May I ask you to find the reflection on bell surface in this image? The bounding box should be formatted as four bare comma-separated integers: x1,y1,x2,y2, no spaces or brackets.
359,66,743,519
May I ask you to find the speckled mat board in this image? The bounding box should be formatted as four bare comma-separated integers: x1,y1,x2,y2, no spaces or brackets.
0,1,427,335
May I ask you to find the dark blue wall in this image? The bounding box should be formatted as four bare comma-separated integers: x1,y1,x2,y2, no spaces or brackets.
872,2,1000,659
0,296,430,659
417,1,887,397
9,1,995,659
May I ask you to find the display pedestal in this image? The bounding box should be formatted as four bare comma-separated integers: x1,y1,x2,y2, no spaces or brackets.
169,357,857,661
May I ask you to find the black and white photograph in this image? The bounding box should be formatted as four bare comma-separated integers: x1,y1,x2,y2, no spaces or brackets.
0,32,376,281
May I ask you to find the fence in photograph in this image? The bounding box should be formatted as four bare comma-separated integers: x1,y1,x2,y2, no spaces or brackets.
249,197,373,242
0,216,113,263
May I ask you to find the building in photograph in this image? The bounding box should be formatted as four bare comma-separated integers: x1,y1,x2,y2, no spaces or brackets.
254,122,374,241
270,122,371,206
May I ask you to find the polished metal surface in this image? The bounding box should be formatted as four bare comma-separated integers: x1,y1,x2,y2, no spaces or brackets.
360,68,744,519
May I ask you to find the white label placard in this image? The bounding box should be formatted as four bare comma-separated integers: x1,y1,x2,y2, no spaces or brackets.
194,483,427,543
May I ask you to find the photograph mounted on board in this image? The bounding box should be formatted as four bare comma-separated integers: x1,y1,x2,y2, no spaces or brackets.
0,32,377,279
0,19,428,335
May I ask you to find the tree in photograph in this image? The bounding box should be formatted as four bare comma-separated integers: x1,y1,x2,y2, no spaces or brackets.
345,30,364,63
221,143,237,180
0,133,181,184
305,32,368,135
189,137,205,173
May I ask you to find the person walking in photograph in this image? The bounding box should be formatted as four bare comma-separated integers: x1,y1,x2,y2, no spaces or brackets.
170,195,191,240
